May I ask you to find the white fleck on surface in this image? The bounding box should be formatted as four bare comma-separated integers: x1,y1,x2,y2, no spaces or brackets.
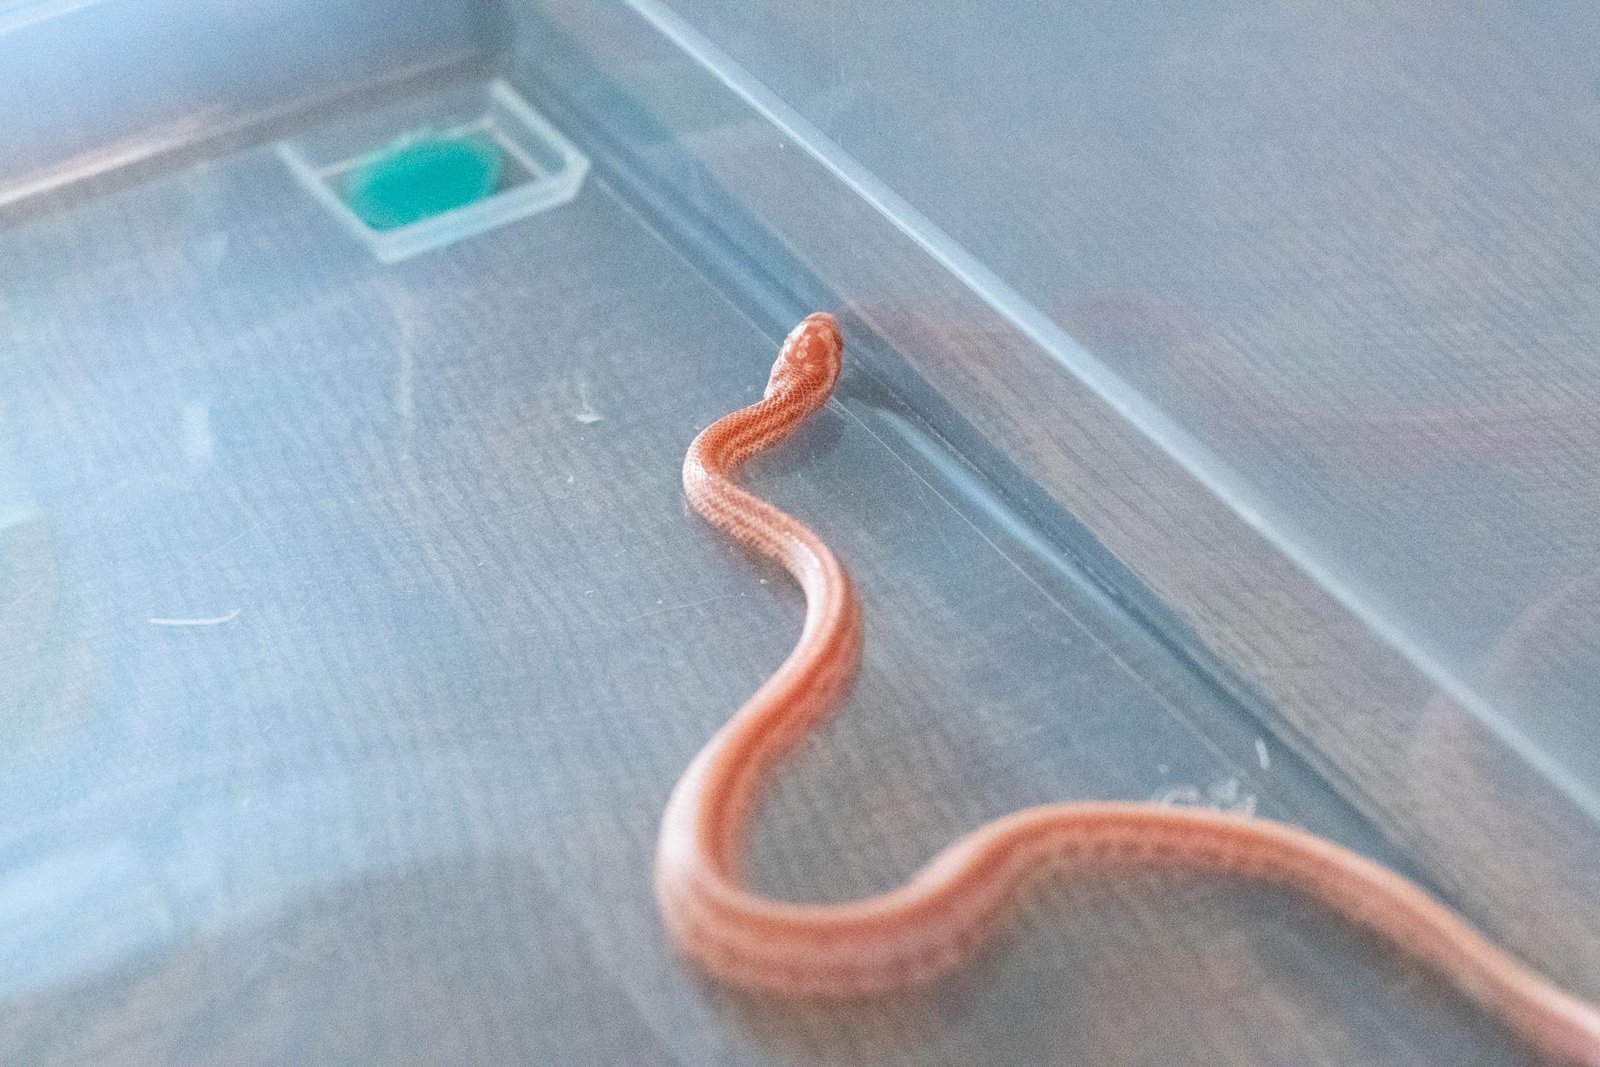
1151,785,1202,807
149,608,240,627
1206,777,1258,816
1255,738,1271,770
1151,776,1257,816
573,379,604,424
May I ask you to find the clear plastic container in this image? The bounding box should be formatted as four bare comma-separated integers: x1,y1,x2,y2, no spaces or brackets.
1,1,1596,1063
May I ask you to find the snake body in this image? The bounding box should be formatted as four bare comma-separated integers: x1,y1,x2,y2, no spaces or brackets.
654,312,1600,1064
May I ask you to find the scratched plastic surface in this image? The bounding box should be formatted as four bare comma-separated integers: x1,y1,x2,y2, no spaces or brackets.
0,5,1564,1067
0,0,490,209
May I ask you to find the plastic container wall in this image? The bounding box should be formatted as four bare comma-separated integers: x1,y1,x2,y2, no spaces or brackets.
505,0,1600,997
0,0,493,208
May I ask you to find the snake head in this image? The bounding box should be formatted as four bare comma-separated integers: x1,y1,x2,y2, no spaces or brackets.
765,312,843,399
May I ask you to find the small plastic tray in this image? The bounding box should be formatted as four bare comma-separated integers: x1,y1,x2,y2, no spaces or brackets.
278,78,589,263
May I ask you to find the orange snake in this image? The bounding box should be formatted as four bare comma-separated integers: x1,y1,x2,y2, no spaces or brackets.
654,313,1600,1064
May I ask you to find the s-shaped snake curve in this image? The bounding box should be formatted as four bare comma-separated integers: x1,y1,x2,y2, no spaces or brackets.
654,313,1600,1064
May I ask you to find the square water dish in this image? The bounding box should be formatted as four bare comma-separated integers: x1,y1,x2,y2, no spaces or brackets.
279,79,589,263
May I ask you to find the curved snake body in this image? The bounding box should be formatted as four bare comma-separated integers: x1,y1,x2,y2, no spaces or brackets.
655,313,1600,1064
